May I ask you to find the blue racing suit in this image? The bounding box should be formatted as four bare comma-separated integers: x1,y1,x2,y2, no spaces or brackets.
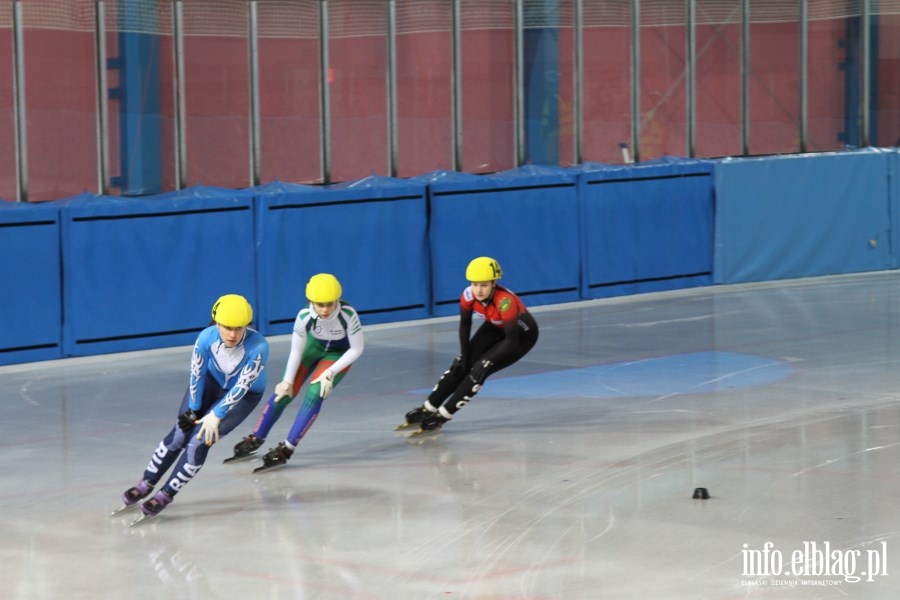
141,325,269,497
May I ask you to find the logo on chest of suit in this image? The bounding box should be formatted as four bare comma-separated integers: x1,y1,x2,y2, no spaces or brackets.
314,324,343,337
498,297,512,312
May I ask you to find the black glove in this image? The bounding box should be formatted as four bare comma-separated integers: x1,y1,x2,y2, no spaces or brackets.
178,409,200,432
449,353,467,377
469,359,493,384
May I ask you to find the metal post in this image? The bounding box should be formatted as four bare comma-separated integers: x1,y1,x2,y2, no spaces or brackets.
248,0,261,186
860,0,871,147
387,0,398,177
173,0,187,189
451,0,462,171
573,0,583,165
630,0,641,162
686,0,696,157
514,0,525,166
741,0,750,155
799,0,808,152
319,0,332,183
94,0,110,195
12,0,28,201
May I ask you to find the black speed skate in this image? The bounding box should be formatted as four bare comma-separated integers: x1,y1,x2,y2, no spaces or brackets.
394,406,432,431
223,434,264,463
253,442,294,474
408,412,450,438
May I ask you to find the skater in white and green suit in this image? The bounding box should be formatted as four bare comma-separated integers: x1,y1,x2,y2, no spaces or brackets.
228,273,364,471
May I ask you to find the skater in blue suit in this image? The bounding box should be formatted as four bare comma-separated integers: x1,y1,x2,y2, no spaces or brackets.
113,294,269,523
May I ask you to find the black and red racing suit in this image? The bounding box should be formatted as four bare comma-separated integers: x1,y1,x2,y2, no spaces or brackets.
426,283,539,417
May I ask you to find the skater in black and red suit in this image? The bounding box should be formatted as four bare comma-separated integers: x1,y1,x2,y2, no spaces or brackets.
400,256,539,432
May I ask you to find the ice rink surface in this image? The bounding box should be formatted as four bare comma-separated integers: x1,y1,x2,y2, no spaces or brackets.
3,272,900,599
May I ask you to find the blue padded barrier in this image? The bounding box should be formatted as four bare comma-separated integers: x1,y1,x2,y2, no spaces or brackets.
59,187,257,356
889,149,900,265
0,201,63,365
254,177,430,334
7,148,899,367
714,149,893,284
578,157,715,299
420,165,582,317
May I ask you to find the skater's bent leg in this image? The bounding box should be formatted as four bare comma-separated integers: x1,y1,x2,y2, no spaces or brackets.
141,426,190,486
308,359,346,398
285,391,325,447
440,376,484,418
486,329,538,373
400,354,469,422
282,361,346,446
250,361,314,440
140,387,206,484
160,391,262,497
426,363,469,411
439,328,537,419
160,436,211,497
250,392,292,440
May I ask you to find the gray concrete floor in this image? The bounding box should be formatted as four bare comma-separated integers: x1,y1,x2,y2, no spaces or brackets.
3,272,900,599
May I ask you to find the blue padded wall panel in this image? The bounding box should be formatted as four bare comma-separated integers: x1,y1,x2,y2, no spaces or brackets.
714,150,893,284
0,202,62,365
256,178,430,334
578,158,714,299
889,149,900,264
427,165,581,317
60,187,256,356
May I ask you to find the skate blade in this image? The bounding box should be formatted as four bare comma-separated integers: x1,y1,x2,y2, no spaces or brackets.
223,452,258,464
110,503,139,517
407,426,442,437
252,463,287,474
394,422,418,431
405,428,443,442
129,512,160,528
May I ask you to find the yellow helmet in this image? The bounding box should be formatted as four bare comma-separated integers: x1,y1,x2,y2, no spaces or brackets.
466,256,503,282
306,273,342,303
211,294,253,327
